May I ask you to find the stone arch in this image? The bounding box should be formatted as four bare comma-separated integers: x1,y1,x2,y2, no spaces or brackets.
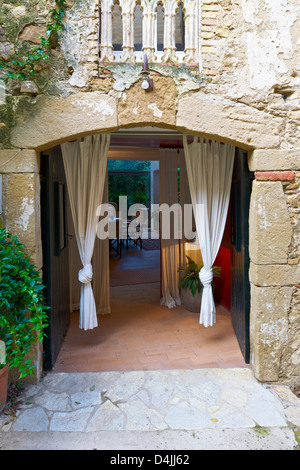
5,87,296,385
10,90,283,151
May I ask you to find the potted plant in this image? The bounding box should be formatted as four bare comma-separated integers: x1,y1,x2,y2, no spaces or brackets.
178,256,221,313
0,228,49,411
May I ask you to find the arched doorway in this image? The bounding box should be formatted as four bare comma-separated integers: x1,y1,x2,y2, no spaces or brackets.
6,66,295,383
39,127,252,373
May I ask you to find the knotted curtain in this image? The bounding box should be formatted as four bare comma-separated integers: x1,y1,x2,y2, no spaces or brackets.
183,136,234,327
61,134,110,330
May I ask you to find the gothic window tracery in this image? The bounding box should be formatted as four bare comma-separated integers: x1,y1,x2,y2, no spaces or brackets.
99,0,198,64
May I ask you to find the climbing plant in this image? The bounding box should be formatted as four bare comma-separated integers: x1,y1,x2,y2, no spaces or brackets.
0,0,67,83
0,228,49,378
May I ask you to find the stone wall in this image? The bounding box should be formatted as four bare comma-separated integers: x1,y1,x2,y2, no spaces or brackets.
1,0,299,149
0,0,299,384
248,152,300,384
0,149,43,384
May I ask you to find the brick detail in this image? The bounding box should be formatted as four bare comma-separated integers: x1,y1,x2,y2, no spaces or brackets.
200,2,221,75
254,171,295,181
202,68,217,76
202,19,219,26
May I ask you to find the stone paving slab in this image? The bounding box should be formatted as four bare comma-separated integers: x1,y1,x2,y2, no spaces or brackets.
0,428,297,450
0,368,299,450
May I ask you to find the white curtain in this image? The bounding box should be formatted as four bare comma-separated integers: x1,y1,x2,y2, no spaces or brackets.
93,170,111,315
159,151,181,308
183,136,234,327
178,150,192,267
61,134,110,330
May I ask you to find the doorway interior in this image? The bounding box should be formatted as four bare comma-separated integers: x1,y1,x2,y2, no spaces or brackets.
41,128,251,373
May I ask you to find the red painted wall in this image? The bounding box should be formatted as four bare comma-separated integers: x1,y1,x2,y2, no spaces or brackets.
213,204,231,311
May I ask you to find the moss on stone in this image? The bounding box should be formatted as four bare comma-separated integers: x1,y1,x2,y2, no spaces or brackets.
101,62,205,95
0,5,37,43
294,429,300,450
253,426,271,438
0,96,16,147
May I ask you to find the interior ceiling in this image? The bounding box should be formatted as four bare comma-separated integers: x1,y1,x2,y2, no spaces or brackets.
110,127,184,149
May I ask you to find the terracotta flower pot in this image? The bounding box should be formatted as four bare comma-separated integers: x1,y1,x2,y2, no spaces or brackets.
0,363,9,412
181,288,203,313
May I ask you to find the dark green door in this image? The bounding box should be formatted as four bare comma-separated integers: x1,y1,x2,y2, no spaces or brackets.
230,148,254,363
41,146,70,370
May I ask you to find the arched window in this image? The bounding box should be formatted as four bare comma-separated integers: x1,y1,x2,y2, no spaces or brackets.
156,3,164,52
99,0,197,64
134,3,143,52
112,1,122,59
175,4,184,52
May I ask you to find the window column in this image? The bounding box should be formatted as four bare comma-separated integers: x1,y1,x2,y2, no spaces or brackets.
119,0,136,61
183,0,198,63
99,0,115,62
142,0,156,62
162,0,178,63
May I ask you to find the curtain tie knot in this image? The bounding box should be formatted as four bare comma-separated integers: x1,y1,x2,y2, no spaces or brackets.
199,267,213,287
79,263,93,284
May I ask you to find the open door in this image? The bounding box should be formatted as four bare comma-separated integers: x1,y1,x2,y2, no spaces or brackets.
41,147,70,370
230,148,254,363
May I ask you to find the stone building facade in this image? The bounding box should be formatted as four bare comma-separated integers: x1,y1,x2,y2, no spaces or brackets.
0,0,299,385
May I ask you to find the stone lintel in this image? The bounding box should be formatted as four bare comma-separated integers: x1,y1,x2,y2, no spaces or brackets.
176,94,283,149
118,76,177,128
248,149,300,172
11,92,118,151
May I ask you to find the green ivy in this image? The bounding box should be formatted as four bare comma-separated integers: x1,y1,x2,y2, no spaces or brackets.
0,228,49,378
0,0,67,83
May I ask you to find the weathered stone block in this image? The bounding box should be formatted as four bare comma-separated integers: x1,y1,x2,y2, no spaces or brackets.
176,93,284,149
250,263,300,287
19,25,47,44
0,149,39,174
9,5,26,18
4,173,42,268
250,284,293,382
249,181,293,264
0,41,15,60
248,149,300,171
279,287,300,383
118,76,177,128
20,81,41,95
11,93,118,150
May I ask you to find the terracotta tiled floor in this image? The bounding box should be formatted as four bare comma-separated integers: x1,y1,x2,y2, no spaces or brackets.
53,246,249,372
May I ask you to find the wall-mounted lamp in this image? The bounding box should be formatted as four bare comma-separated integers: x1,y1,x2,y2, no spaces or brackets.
141,54,153,91
185,233,200,251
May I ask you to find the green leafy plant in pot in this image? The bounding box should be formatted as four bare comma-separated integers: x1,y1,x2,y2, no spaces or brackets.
178,256,221,313
0,228,49,411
